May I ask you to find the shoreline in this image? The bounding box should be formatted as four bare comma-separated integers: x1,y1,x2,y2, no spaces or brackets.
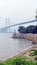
12,33,37,44
0,44,37,61
1,45,33,61
12,45,33,58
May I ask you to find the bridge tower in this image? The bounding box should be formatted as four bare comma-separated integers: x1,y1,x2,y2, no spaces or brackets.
35,9,37,19
5,18,10,32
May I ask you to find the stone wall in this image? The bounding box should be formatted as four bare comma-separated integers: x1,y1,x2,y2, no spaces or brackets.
24,34,37,44
13,33,37,44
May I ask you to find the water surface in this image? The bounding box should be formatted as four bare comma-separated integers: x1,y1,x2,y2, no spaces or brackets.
0,33,32,60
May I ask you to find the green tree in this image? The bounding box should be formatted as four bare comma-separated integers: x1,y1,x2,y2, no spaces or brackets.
32,25,37,34
18,25,35,33
25,25,35,33
18,26,26,33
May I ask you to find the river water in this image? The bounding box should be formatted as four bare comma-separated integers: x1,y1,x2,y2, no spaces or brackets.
0,33,32,60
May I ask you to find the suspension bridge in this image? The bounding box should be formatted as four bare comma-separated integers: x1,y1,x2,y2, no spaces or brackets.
0,19,37,33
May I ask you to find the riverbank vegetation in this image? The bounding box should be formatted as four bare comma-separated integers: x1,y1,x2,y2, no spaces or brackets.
29,49,37,56
0,55,37,65
18,25,37,34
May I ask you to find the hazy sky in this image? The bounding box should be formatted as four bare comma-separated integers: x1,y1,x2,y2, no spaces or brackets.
0,0,37,28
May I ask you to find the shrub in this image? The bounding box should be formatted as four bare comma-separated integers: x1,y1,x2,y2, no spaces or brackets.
29,50,37,56
35,50,37,55
29,51,35,56
35,56,37,61
0,55,36,65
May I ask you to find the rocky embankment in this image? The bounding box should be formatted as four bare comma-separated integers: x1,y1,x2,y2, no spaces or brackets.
13,33,37,44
